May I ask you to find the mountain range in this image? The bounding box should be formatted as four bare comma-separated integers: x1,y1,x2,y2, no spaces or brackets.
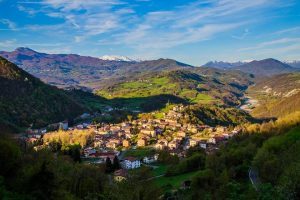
202,61,248,69
233,58,299,76
1,48,299,90
0,48,192,90
203,58,299,76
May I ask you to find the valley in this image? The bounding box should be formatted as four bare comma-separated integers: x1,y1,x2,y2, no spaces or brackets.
0,50,300,200
1,1,300,199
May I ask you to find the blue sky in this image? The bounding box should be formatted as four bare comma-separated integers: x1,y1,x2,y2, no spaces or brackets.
0,0,299,65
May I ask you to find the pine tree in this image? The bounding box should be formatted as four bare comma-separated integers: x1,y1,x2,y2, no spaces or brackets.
113,156,120,170
105,157,113,173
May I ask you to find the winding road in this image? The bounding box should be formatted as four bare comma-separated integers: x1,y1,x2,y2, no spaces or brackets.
249,167,260,191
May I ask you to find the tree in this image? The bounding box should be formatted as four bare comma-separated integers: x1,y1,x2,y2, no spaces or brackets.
127,115,133,122
48,140,62,152
28,162,56,200
0,138,21,178
113,156,120,170
105,157,113,173
63,144,81,163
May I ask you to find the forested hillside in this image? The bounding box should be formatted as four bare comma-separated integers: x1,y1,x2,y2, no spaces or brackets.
0,57,86,131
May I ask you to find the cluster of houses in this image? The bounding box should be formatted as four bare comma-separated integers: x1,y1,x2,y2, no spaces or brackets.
25,105,241,182
88,105,240,154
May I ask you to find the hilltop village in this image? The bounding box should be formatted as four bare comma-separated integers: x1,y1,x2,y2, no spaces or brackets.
24,104,241,180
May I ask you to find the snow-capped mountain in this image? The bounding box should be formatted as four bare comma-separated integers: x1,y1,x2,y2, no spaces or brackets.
202,61,249,69
284,60,300,68
100,55,137,62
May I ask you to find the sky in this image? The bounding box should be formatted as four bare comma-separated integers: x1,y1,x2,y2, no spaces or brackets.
0,0,300,65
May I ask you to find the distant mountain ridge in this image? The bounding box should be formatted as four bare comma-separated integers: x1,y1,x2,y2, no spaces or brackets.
233,58,299,76
284,60,300,68
0,47,193,90
202,61,248,69
203,59,300,76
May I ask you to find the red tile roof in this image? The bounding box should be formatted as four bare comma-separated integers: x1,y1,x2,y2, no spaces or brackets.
124,156,139,162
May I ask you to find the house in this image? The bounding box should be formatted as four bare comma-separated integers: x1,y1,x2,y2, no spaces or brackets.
76,124,84,129
83,147,96,157
122,157,141,169
110,126,121,133
222,133,230,139
140,129,156,137
154,127,164,135
189,139,199,147
208,137,216,144
199,142,207,149
122,140,130,148
94,140,103,147
216,126,227,133
89,152,116,161
168,140,179,150
214,135,226,143
27,137,38,144
123,127,132,134
155,141,167,150
114,169,128,182
143,154,158,164
125,133,132,139
79,113,91,119
177,131,186,138
59,121,68,130
137,138,147,147
106,142,118,149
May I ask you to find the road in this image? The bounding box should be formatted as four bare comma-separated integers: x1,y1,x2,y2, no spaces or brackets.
249,167,260,191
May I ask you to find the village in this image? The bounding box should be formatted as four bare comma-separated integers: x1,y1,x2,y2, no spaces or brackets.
25,104,241,182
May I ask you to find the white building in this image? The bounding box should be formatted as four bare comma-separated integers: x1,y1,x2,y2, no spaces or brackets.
143,154,158,164
200,143,207,149
122,157,141,169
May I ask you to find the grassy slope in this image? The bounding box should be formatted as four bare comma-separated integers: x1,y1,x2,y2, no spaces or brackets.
96,69,253,111
155,171,198,191
247,73,300,118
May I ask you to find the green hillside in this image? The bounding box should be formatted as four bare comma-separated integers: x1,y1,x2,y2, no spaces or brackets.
96,69,253,111
181,104,254,126
0,56,86,130
247,73,300,118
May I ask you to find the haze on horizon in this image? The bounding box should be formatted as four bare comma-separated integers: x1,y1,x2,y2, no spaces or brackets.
0,0,300,65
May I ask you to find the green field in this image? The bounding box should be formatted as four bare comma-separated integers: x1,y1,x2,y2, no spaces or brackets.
96,73,215,108
97,77,178,99
152,164,168,176
123,148,155,158
154,171,198,191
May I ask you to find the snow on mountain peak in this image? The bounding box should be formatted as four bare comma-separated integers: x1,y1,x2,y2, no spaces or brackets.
99,55,137,62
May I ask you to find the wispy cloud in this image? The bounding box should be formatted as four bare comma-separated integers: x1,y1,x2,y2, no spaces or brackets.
0,39,17,48
239,37,300,51
0,19,17,29
274,26,300,35
4,0,298,62
15,0,279,49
